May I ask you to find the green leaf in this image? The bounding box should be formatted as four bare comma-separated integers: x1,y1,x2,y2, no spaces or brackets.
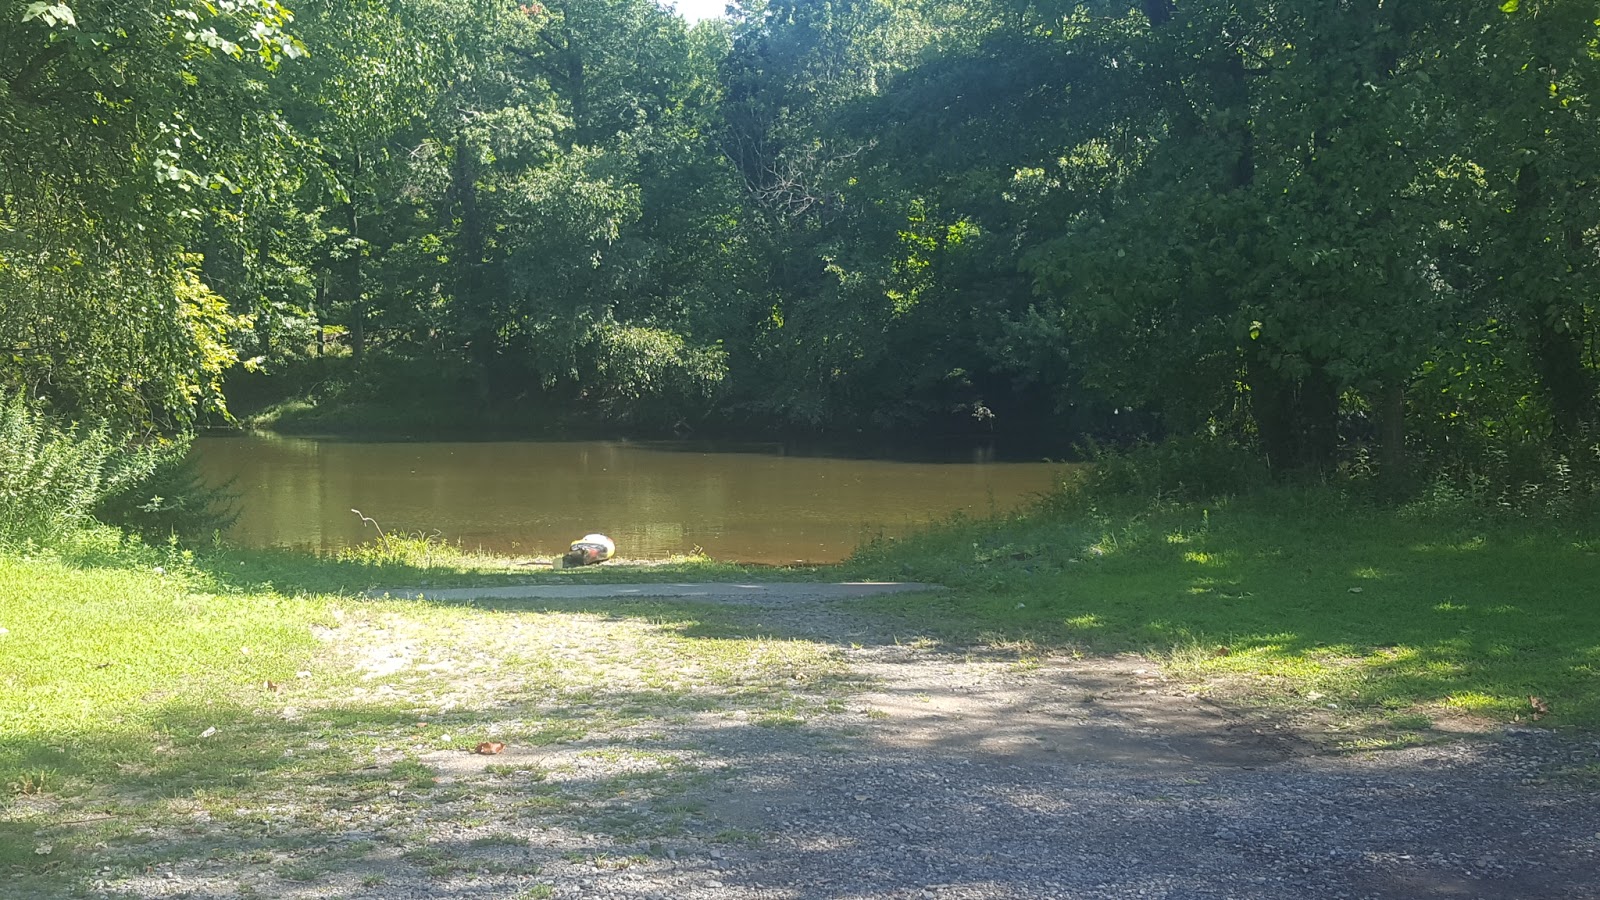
21,2,76,27
1499,0,1519,11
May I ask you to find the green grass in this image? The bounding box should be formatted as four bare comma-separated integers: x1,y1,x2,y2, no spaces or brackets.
4,490,1599,892
207,541,824,595
846,486,1600,729
0,528,846,895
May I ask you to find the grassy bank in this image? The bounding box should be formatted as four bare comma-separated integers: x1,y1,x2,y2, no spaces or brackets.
847,487,1600,731
0,533,845,894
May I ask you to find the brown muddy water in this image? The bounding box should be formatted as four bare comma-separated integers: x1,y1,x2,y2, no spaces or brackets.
191,433,1071,564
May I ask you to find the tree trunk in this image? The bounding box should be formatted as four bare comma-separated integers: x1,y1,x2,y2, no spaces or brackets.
1510,164,1594,438
1247,356,1339,474
347,201,364,365
1378,380,1407,487
255,220,273,356
453,133,495,406
1299,366,1339,473
343,150,365,365
315,276,327,358
1246,357,1296,474
1533,314,1590,438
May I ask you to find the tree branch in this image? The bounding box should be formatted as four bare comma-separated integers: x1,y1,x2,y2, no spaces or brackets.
9,40,72,97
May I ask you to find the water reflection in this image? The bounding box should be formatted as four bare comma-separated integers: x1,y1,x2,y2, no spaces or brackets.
191,433,1069,564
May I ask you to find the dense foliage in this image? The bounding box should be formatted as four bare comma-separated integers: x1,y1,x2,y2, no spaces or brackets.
4,0,1599,489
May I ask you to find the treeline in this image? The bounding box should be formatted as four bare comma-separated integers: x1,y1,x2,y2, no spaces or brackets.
4,0,1599,488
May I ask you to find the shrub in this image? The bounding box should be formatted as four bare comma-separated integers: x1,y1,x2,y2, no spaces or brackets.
1083,435,1267,503
93,436,238,541
0,395,162,545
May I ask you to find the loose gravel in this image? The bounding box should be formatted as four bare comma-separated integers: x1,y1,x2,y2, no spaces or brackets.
82,584,1600,900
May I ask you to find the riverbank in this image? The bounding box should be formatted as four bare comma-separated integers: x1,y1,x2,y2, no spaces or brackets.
3,504,1599,897
223,357,1072,452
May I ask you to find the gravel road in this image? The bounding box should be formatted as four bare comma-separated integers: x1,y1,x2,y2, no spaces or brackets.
97,583,1600,900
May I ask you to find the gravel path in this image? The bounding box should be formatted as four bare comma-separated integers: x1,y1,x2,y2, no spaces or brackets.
93,584,1600,900
374,582,944,603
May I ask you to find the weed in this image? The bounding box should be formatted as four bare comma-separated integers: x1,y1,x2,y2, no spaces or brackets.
341,510,463,568
8,769,52,796
468,833,527,849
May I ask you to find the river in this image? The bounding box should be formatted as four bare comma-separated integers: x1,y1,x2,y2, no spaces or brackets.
190,433,1070,564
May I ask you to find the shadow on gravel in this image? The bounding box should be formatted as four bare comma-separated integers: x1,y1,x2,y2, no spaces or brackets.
7,672,1600,900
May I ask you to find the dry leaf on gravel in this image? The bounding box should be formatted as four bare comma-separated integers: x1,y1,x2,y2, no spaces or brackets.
475,741,506,755
1530,696,1550,720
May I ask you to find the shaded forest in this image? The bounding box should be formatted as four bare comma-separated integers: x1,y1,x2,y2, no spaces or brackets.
4,0,1600,488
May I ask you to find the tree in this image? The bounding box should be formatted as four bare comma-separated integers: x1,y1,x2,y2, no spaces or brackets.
1,0,301,426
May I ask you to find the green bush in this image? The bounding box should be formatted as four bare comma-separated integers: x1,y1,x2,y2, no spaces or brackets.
1083,435,1268,502
93,436,238,541
0,395,162,545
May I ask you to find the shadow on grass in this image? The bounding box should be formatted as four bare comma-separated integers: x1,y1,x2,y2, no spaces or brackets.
843,493,1600,727
185,546,828,597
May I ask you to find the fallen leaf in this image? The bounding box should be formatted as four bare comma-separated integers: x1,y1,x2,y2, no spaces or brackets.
34,844,52,856
295,670,312,679
200,726,217,739
475,741,506,755
1347,587,1364,594
1530,696,1550,720
263,680,281,694
1213,646,1232,657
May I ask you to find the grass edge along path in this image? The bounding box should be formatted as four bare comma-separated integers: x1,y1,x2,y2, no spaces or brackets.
846,486,1600,734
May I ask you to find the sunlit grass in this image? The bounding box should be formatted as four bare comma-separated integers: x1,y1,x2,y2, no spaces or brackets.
847,487,1600,730
0,534,846,895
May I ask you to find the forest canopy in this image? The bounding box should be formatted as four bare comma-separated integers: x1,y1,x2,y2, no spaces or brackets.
3,0,1598,488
